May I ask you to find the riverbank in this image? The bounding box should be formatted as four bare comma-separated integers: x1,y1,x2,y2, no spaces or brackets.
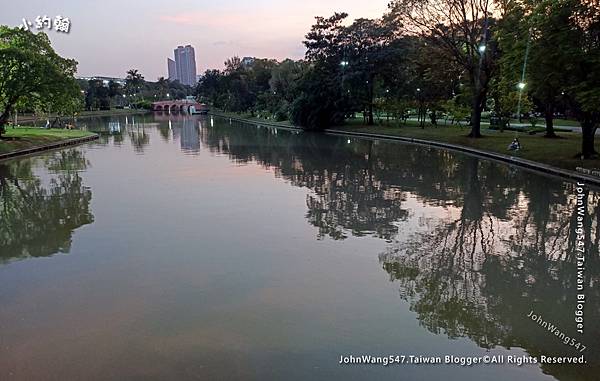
340,122,600,171
0,128,98,159
209,111,600,185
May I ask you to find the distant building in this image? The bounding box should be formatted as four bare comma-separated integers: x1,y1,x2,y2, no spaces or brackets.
241,57,255,67
77,76,126,87
168,45,197,87
167,58,177,81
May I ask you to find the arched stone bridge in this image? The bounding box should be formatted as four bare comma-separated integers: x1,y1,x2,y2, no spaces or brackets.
152,100,208,113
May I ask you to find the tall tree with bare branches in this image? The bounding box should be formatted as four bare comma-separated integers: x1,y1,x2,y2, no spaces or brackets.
388,0,498,137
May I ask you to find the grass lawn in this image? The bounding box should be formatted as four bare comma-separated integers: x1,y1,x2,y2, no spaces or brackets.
211,110,295,127
0,127,95,155
339,120,600,171
362,112,582,128
478,117,581,128
552,118,581,127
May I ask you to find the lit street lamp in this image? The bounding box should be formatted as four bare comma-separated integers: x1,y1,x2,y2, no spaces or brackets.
478,45,486,54
517,82,527,122
517,28,533,123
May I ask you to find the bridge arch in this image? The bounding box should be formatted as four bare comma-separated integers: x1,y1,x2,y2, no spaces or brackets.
152,100,205,113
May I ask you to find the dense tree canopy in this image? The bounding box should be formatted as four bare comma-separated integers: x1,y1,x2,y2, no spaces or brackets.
2,0,599,156
0,26,79,136
495,0,600,157
388,0,498,137
193,0,599,158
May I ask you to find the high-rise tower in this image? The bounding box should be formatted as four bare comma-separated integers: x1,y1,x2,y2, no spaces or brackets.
167,58,177,81
172,45,197,87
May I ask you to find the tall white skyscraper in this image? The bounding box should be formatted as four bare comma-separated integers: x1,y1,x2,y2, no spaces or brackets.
170,45,197,87
167,58,177,81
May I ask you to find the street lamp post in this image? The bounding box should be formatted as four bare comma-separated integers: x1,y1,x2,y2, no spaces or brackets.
517,28,533,123
517,82,526,123
340,59,349,114
416,88,424,127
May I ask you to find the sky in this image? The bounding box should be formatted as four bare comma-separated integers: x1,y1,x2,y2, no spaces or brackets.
1,0,391,81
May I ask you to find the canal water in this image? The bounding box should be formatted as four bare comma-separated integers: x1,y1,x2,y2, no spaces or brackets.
0,114,598,380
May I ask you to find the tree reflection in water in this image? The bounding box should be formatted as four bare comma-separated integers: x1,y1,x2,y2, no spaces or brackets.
200,119,599,381
0,148,94,263
379,161,599,380
18,118,594,380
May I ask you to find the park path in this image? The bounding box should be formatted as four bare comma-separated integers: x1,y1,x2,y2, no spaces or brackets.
404,117,600,135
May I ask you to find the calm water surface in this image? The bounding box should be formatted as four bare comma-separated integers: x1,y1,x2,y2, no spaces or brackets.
0,114,598,380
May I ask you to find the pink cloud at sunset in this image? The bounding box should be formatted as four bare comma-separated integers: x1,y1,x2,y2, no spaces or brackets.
1,0,391,79
154,1,391,73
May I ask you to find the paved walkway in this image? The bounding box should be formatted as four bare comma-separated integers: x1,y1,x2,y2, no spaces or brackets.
403,118,599,135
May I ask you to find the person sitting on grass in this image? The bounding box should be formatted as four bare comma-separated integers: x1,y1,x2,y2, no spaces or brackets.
508,137,521,151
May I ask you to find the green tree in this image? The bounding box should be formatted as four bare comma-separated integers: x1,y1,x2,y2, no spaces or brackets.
292,13,349,129
85,79,110,111
125,68,144,100
339,17,399,125
564,0,600,158
290,64,346,128
304,12,348,62
408,39,461,127
388,0,498,137
247,58,278,95
218,57,256,113
166,79,193,100
44,82,84,123
299,13,402,127
445,96,471,126
524,1,568,138
523,0,600,157
196,69,224,105
0,26,79,136
155,77,169,99
267,59,306,119
489,77,532,130
493,2,530,130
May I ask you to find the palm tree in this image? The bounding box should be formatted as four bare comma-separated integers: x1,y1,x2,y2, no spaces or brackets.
156,76,169,99
125,69,144,97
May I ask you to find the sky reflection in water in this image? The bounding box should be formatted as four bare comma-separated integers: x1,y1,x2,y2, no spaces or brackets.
0,114,597,381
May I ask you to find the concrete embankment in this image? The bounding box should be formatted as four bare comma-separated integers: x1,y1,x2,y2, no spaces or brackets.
209,112,600,187
0,134,99,162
